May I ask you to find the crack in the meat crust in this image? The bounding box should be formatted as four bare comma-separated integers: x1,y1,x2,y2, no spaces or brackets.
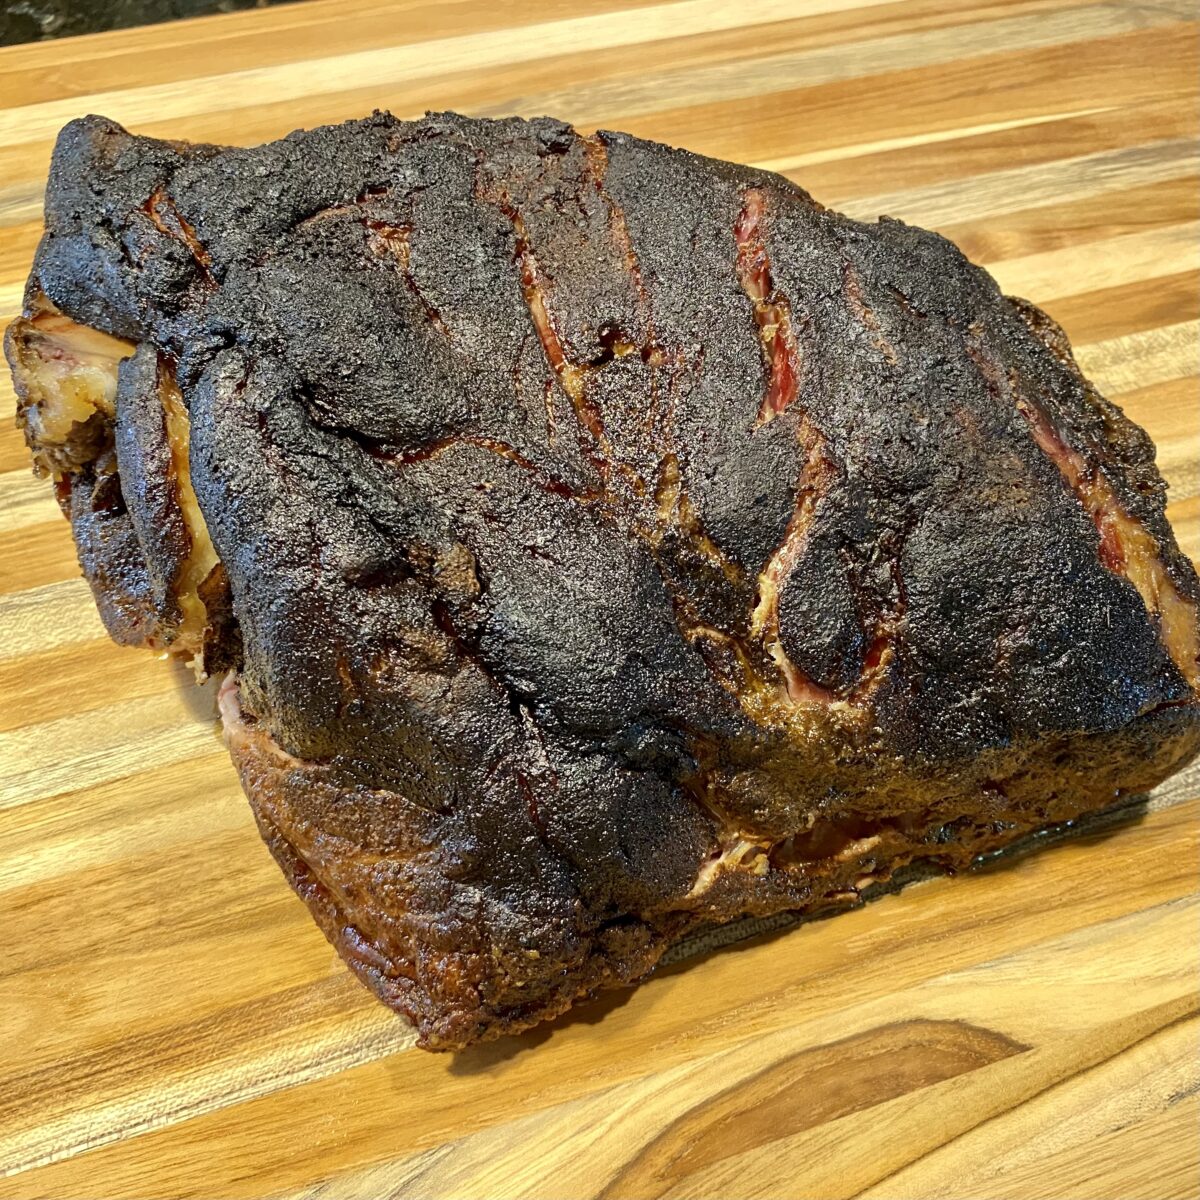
584,135,664,371
145,187,215,284
1015,390,1200,688
748,414,839,706
157,355,222,672
967,321,1200,690
473,161,612,475
735,188,841,708
840,252,898,366
382,433,597,503
363,219,452,339
735,188,804,427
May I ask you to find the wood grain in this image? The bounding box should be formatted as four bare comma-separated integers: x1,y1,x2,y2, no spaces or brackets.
0,1,1197,1197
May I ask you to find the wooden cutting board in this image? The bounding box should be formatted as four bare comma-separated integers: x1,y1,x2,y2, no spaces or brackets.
1,1,1197,1196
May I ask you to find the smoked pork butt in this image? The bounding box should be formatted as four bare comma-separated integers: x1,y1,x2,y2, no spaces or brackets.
8,112,1200,1049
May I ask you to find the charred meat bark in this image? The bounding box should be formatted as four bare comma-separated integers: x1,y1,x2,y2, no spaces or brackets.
7,112,1200,1049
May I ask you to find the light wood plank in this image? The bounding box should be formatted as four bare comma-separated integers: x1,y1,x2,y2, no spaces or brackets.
990,222,1200,302
841,136,1197,228
1039,267,1200,347
1074,319,1200,398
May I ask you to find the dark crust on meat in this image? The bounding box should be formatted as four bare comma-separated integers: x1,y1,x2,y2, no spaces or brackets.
67,463,172,646
225,679,1199,1047
110,345,190,634
8,110,1200,1048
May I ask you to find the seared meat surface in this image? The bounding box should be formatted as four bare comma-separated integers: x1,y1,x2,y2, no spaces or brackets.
7,111,1200,1049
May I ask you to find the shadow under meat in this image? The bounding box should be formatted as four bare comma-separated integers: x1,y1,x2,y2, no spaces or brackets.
447,792,1150,1070
449,981,642,1074
167,653,224,729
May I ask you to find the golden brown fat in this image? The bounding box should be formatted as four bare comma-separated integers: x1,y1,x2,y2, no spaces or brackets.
159,367,221,671
8,299,223,675
6,298,136,477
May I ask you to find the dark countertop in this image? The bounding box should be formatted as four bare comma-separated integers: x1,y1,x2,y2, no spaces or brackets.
2,0,299,45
